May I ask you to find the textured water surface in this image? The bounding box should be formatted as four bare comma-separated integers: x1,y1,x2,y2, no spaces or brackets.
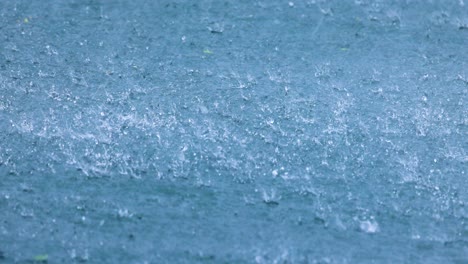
0,0,467,263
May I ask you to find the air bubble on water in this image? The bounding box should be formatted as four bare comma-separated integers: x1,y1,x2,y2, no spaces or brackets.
272,169,278,177
207,22,224,33
360,219,379,233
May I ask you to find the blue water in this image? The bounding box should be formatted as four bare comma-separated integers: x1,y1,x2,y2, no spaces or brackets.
0,0,467,263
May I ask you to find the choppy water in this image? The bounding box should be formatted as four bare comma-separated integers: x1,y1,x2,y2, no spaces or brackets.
0,0,467,263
